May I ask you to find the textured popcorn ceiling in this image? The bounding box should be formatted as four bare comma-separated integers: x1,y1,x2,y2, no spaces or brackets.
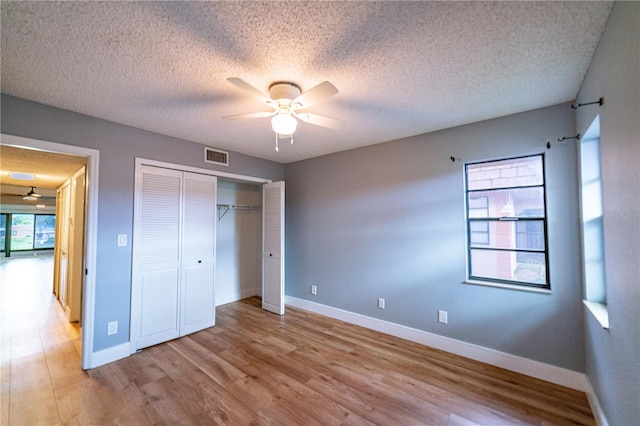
0,145,87,206
0,145,87,188
1,1,613,164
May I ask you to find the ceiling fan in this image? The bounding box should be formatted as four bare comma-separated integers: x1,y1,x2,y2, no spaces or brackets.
223,78,343,151
2,186,55,201
23,186,42,200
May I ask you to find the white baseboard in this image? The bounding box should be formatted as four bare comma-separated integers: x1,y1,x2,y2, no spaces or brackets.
87,288,260,369
584,379,609,426
88,342,130,369
216,287,259,306
286,296,588,391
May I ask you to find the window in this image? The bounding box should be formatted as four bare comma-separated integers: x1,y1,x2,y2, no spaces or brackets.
5,213,56,252
0,214,6,251
11,214,34,251
579,116,608,327
34,215,56,249
468,197,489,245
465,154,549,289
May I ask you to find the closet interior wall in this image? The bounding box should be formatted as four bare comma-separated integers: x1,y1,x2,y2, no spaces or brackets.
215,179,262,306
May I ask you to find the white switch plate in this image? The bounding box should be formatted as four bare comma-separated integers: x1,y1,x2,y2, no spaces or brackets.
438,310,448,324
378,298,385,309
117,234,127,247
107,321,118,335
311,285,317,295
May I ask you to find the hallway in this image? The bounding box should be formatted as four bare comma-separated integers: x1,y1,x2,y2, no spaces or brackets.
0,255,84,425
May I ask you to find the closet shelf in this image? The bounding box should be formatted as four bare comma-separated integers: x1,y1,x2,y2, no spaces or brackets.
217,204,261,220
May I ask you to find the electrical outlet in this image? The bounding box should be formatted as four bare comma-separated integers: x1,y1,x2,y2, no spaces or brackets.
378,298,385,309
117,234,127,247
107,321,118,335
311,285,317,295
438,310,448,324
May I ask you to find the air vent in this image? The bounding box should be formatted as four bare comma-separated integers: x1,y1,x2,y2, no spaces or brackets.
204,147,229,166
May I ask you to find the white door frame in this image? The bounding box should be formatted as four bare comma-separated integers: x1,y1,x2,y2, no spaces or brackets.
1,134,99,370
135,158,272,185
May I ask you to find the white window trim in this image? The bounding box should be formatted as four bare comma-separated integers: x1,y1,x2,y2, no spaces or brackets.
464,279,552,294
583,300,609,329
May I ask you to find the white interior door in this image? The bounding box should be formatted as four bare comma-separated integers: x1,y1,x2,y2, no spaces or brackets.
67,167,86,322
180,172,217,335
262,181,285,315
56,182,71,307
132,166,182,350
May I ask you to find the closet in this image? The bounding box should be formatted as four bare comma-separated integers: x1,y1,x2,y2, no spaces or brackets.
215,180,262,305
131,165,217,350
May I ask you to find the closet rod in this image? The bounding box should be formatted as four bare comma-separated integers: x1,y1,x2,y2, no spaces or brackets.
217,204,262,220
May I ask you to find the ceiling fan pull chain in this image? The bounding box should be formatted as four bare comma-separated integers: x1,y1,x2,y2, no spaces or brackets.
275,133,279,152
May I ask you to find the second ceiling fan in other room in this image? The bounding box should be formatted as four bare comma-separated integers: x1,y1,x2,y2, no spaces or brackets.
223,78,343,151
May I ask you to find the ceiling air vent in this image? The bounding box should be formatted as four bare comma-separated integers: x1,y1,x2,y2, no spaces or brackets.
204,147,229,166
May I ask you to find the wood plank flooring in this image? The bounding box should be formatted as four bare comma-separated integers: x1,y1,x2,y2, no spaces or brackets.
1,256,595,425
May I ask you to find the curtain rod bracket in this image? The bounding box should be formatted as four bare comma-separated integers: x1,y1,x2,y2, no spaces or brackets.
571,98,603,110
557,134,581,143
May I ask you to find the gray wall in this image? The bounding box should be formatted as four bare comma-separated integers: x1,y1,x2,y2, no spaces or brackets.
285,102,585,371
1,95,284,351
575,2,640,424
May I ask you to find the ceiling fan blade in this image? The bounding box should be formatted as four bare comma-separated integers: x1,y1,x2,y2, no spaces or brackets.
227,78,274,105
294,112,344,130
293,81,338,109
221,111,276,120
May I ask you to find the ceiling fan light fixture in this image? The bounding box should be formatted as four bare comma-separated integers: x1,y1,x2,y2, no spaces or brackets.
271,112,297,136
224,78,340,151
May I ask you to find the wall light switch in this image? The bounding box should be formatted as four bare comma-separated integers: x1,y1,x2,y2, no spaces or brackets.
117,234,127,247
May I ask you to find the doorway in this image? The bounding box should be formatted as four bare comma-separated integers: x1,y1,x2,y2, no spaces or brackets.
0,134,99,369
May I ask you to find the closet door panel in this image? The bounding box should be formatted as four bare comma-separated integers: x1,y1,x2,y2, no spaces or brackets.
132,166,182,350
262,181,285,315
139,268,179,341
138,170,182,264
180,172,217,335
182,263,215,331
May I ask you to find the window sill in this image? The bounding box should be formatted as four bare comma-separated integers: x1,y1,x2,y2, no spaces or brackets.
464,279,552,294
583,300,609,329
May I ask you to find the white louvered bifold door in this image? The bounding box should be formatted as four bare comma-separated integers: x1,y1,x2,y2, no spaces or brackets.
180,172,217,335
133,166,182,350
262,181,285,315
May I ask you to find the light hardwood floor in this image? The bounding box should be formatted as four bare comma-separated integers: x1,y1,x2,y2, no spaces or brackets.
1,256,595,425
